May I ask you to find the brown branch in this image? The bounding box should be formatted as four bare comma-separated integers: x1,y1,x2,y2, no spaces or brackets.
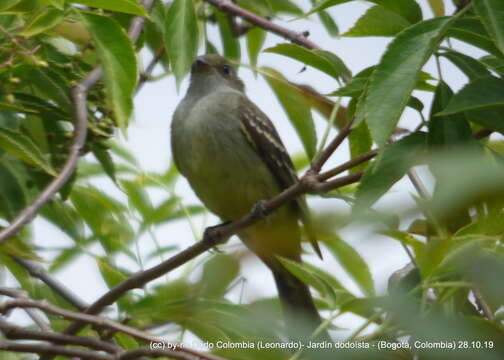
136,45,165,94
318,149,378,181
0,319,122,354
311,119,354,173
0,340,113,360
0,1,155,245
204,0,320,49
13,257,89,311
118,347,200,360
0,287,50,331
0,297,223,360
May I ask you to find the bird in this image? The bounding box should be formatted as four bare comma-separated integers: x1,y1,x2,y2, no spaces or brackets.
171,54,327,341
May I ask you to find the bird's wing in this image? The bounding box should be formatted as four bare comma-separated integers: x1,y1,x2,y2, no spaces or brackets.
238,96,322,259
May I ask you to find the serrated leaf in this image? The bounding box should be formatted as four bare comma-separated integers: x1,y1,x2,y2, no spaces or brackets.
322,234,375,296
267,0,303,15
473,0,504,55
80,12,137,134
262,68,317,159
71,0,148,16
437,76,504,118
0,126,56,175
20,7,64,37
343,5,411,37
355,132,427,211
363,16,456,147
428,81,474,148
164,0,198,87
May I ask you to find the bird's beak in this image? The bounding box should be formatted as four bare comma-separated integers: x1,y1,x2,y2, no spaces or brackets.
191,56,211,73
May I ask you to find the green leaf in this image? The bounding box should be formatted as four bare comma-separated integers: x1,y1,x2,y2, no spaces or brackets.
322,234,375,296
343,5,411,37
47,0,64,10
428,81,474,148
306,0,352,17
439,49,492,80
246,27,266,71
318,10,339,37
262,68,317,159
348,120,373,173
448,17,502,58
28,66,72,111
354,132,427,211
40,200,85,242
277,257,333,299
0,159,27,220
427,0,444,17
71,0,148,16
215,9,240,62
264,43,350,80
473,0,504,55
363,16,456,147
437,76,504,116
20,7,64,37
0,126,56,175
267,0,303,15
92,144,117,183
164,0,198,87
80,12,137,133
479,55,504,76
199,254,240,298
121,179,153,218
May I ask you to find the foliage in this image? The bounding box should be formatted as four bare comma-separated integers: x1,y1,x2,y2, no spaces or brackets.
0,0,503,359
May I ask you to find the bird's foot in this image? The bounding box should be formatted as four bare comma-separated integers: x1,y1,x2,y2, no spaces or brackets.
251,200,269,224
202,222,230,251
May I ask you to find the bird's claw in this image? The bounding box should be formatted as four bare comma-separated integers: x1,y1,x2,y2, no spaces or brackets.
203,222,230,251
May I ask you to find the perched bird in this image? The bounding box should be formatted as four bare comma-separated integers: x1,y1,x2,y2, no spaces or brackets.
171,54,327,340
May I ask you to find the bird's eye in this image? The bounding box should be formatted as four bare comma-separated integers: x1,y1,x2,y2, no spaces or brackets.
222,65,232,75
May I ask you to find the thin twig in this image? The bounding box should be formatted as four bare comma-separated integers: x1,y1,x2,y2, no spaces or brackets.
204,0,320,49
318,149,378,181
0,297,223,360
0,287,50,331
13,257,88,311
0,319,122,354
136,45,166,94
310,119,353,173
0,340,113,360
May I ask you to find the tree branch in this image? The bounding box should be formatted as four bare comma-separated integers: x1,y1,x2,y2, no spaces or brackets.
0,318,122,354
0,340,113,360
0,297,223,360
13,257,89,311
204,0,320,49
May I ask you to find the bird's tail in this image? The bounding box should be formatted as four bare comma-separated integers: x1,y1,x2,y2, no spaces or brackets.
267,258,331,342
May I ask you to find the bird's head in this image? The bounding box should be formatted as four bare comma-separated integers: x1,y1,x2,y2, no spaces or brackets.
189,54,244,93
